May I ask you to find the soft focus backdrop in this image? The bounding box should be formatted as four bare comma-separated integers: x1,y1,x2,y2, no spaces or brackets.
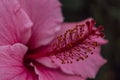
60,0,120,80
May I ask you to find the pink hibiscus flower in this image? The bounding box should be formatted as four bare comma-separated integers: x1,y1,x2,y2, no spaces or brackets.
0,0,107,80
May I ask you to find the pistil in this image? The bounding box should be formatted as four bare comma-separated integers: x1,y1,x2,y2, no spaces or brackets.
26,19,104,64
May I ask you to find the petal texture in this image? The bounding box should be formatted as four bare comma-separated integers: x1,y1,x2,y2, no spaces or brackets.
34,64,85,80
0,43,37,80
37,18,107,79
0,0,33,45
19,0,63,49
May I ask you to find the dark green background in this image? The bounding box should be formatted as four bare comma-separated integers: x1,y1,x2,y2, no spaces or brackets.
60,0,120,80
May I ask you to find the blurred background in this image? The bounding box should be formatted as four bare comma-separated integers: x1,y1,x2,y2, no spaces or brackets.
60,0,120,80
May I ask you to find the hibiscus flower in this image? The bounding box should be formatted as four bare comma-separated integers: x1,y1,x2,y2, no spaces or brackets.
0,0,107,80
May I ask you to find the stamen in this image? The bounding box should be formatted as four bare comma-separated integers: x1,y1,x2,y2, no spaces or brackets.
47,19,105,64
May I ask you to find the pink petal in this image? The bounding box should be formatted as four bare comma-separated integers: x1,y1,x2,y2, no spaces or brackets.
33,64,85,80
37,47,107,79
36,18,107,79
0,0,33,45
0,43,37,80
19,0,63,49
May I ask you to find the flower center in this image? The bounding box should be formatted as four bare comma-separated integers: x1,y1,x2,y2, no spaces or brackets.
23,51,33,68
23,52,39,79
23,47,46,67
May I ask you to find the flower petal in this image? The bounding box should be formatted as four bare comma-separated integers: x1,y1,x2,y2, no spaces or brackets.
33,64,85,80
36,18,107,79
37,47,107,79
0,43,37,80
0,0,33,45
19,0,63,49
